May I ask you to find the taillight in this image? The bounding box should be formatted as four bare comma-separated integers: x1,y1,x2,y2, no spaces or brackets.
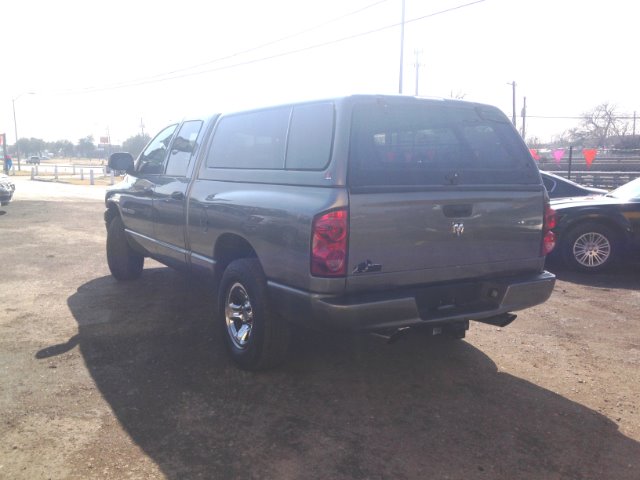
542,203,557,255
311,208,348,277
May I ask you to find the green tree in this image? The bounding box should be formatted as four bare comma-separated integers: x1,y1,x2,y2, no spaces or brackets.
122,133,151,159
76,136,96,158
46,140,74,157
16,138,30,157
59,140,75,157
16,137,46,157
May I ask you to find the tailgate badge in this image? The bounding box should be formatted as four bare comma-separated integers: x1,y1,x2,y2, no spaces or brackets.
451,222,465,237
353,260,382,274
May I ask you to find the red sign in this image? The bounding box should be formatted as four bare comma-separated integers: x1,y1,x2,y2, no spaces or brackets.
583,149,597,169
100,136,110,144
529,148,540,161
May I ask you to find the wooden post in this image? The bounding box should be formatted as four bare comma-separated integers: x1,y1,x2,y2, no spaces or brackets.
567,146,573,180
90,169,94,185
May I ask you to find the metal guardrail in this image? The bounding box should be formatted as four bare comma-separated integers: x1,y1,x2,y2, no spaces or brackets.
555,171,640,189
17,163,117,185
9,161,640,190
538,155,640,173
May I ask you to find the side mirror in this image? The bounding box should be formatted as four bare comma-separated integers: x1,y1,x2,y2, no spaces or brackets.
108,152,135,174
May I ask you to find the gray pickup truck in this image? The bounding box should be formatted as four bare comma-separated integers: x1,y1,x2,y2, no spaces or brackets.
105,95,556,370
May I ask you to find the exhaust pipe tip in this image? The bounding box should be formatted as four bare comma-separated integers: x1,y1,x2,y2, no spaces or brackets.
370,327,412,344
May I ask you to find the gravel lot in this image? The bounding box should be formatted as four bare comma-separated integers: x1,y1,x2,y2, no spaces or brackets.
1,178,639,479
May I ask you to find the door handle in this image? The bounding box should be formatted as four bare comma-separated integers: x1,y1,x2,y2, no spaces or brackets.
170,191,185,201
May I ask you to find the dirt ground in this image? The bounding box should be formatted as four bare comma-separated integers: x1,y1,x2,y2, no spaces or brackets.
1,178,639,479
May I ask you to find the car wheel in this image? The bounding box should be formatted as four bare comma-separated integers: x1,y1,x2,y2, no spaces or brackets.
562,222,619,273
218,258,291,370
106,216,144,280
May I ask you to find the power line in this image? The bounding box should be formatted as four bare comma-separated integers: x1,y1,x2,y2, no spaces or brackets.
53,0,392,95
55,0,487,95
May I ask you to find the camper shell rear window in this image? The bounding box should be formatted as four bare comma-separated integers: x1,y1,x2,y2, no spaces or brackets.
348,102,537,187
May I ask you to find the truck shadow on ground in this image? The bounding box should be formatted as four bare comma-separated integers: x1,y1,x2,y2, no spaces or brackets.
39,268,639,479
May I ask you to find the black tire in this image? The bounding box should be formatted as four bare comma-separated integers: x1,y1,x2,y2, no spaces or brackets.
561,222,619,273
106,216,144,280
218,258,291,370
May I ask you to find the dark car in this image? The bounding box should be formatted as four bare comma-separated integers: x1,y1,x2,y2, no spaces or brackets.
0,173,15,205
541,171,607,199
27,156,41,165
550,176,640,272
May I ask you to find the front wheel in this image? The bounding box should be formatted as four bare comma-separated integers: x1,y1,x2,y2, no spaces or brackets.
562,222,619,273
218,258,291,370
106,216,144,280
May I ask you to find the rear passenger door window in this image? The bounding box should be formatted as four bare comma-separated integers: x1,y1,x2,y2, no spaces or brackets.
206,108,289,169
165,120,203,177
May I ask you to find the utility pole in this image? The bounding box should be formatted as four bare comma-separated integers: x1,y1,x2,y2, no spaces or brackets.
106,126,112,158
12,98,19,168
414,48,423,96
507,81,516,127
398,0,406,94
520,96,527,140
1,134,7,174
567,146,573,180
633,111,637,138
140,118,145,136
12,92,35,170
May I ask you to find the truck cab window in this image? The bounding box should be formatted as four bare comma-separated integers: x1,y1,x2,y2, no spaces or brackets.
136,124,177,175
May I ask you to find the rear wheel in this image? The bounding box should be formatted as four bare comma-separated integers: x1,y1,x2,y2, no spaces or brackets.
218,258,291,370
562,222,619,273
106,216,144,280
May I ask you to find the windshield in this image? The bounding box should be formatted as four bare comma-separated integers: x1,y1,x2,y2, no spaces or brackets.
609,177,640,200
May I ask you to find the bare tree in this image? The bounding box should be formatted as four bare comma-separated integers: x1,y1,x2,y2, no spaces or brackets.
573,103,626,147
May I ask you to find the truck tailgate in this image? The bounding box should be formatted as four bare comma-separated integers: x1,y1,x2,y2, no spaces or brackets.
346,188,544,291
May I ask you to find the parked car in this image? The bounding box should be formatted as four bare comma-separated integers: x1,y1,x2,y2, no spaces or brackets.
0,173,15,205
27,156,41,165
541,171,607,199
550,176,640,272
105,95,556,369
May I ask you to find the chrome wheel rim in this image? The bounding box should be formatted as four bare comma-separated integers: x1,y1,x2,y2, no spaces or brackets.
225,282,253,350
573,232,611,268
